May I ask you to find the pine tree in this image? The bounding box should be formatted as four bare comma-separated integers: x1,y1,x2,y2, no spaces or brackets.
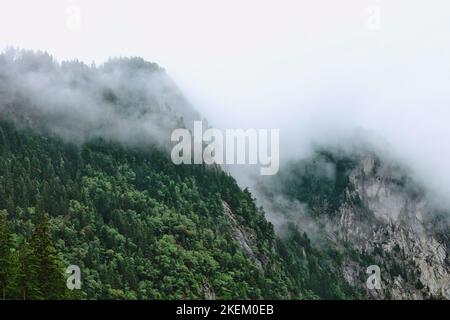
29,214,66,299
0,210,12,299
15,242,42,300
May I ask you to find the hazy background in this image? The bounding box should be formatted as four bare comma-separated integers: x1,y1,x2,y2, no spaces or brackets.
1,0,450,199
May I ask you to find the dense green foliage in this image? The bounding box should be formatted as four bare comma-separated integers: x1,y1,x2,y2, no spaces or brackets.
0,211,70,299
278,151,358,215
0,121,295,299
276,224,363,299
0,50,368,300
0,120,366,299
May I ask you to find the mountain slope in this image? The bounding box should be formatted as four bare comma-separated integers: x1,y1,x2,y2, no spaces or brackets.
258,149,450,299
2,49,443,300
0,120,302,299
0,50,318,299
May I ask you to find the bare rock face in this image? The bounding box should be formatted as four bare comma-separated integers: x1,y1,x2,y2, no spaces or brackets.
222,201,265,270
329,154,450,299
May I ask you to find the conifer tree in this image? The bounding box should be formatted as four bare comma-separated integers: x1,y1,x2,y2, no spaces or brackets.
0,210,12,299
15,242,42,300
30,214,66,299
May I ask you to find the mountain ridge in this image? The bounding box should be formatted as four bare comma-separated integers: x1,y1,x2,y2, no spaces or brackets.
257,149,450,299
1,50,448,300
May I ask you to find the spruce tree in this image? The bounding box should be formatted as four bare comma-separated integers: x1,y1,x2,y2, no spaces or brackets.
0,210,12,299
15,242,42,300
30,214,66,299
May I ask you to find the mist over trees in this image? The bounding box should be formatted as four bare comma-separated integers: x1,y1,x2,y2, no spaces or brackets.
2,48,448,300
0,49,363,299
0,48,199,146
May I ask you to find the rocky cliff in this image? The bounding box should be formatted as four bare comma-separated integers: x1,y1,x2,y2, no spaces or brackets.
259,149,450,299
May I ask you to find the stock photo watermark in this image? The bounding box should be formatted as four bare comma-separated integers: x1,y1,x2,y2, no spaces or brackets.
171,121,280,175
66,265,81,290
66,5,82,31
366,5,382,31
366,265,381,290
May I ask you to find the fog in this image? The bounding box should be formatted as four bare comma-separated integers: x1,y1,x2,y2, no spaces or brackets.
0,49,199,147
1,0,450,203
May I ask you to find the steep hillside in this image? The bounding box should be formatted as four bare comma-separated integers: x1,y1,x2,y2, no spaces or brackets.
2,49,438,300
0,120,306,299
258,149,450,299
0,50,330,300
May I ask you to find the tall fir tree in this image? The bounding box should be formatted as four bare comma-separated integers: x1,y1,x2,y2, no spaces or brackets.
14,242,43,300
29,214,67,299
0,210,12,299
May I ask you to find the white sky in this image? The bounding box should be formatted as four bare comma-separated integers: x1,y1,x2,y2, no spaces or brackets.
1,0,450,198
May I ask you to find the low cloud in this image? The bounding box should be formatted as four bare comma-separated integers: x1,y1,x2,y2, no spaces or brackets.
0,48,199,148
